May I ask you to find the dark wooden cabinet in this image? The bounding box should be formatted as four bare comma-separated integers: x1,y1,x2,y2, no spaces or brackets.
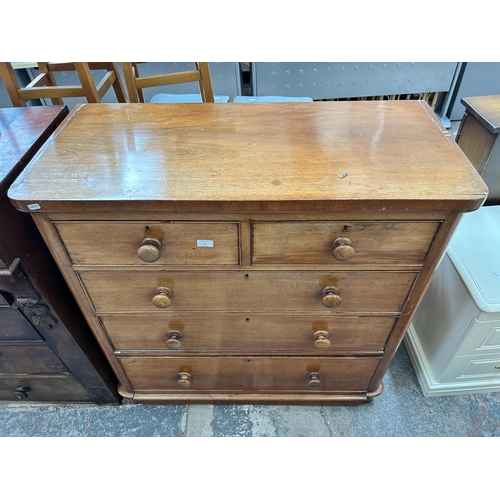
0,106,119,404
455,95,500,205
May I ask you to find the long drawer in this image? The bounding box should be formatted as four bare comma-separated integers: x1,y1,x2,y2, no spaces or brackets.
118,355,382,392
80,270,417,313
0,376,91,402
55,221,240,266
0,345,69,374
251,221,440,265
102,313,396,354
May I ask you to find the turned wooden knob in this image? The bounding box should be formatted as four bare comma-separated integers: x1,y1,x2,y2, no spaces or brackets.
321,286,342,308
152,287,172,308
137,237,162,262
332,237,355,261
313,330,331,349
177,372,192,388
307,372,322,389
12,385,31,400
166,330,183,349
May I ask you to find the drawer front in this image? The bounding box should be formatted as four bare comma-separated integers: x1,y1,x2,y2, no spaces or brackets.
457,357,500,379
118,355,381,392
0,345,69,374
80,270,417,313
456,320,500,356
55,221,240,265
0,376,91,402
103,313,396,354
251,221,440,265
0,309,42,341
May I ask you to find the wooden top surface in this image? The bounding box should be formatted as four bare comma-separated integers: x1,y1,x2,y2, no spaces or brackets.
460,95,500,133
8,101,487,212
0,105,68,198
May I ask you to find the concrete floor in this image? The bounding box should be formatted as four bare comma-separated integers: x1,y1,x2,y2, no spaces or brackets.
1,343,499,437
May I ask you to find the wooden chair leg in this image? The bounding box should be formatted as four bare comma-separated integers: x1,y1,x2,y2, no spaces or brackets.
36,62,64,105
74,62,101,103
0,62,27,106
132,63,144,103
110,62,127,103
197,62,214,102
122,63,141,103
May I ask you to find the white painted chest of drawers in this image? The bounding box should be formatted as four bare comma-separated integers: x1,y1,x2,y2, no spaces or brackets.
405,206,500,396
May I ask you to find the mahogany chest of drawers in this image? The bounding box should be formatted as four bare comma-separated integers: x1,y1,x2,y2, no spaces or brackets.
9,101,488,404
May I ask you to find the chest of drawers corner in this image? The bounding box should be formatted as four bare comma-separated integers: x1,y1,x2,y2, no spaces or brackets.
8,102,488,405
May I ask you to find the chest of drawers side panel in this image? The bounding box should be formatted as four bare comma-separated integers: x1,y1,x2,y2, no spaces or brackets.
366,212,464,393
30,213,134,393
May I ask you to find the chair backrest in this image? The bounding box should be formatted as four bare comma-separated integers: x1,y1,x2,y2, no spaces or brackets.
121,62,215,103
0,62,126,106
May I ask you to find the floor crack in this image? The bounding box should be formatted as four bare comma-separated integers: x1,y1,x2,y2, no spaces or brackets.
180,404,189,436
320,409,334,437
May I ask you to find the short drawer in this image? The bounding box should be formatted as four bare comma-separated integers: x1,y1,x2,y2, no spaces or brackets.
55,221,240,266
251,221,440,265
0,376,91,402
102,313,396,354
118,355,382,392
0,345,69,374
80,270,417,313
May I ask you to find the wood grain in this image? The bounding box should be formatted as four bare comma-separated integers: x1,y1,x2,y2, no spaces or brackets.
0,376,91,402
55,221,240,265
460,95,500,133
13,101,488,405
118,355,381,392
9,101,487,213
101,313,396,353
0,106,67,198
456,112,496,175
78,270,417,314
251,220,440,265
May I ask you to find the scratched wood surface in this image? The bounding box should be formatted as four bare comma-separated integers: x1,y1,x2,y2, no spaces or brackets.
0,106,67,198
8,101,487,213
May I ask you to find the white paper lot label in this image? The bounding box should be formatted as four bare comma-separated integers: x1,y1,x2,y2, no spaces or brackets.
197,240,214,248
